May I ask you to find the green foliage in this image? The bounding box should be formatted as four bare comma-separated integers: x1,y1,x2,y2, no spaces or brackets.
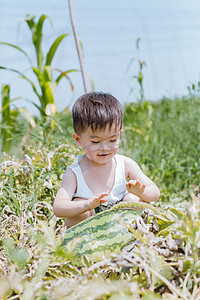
122,96,200,200
0,94,199,298
1,185,200,298
187,80,200,96
0,84,35,155
0,13,78,155
0,86,37,158
126,38,147,102
1,85,14,153
0,14,77,116
0,141,81,214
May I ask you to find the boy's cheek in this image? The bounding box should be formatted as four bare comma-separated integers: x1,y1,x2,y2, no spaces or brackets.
83,144,98,153
111,143,120,151
83,147,98,158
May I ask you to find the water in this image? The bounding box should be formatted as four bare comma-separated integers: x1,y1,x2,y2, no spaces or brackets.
1,0,200,114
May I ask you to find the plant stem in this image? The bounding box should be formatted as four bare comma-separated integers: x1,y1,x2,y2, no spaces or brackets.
68,0,88,93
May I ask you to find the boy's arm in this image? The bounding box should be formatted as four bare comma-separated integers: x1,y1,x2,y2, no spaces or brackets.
53,168,109,218
124,157,160,203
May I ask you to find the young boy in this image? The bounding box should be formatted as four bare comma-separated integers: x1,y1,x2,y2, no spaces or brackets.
53,92,160,228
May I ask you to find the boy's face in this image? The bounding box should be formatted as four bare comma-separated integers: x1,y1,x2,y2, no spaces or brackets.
72,124,122,165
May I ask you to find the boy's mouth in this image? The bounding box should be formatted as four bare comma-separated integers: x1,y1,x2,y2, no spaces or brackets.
97,153,110,157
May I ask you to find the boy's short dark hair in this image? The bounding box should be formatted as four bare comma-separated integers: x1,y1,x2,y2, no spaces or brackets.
72,92,123,135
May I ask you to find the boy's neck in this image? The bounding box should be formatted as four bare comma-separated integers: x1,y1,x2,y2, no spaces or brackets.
81,154,115,168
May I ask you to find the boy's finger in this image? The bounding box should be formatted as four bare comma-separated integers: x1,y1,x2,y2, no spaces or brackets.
135,180,142,187
132,180,137,185
127,180,143,188
127,180,136,187
141,184,146,191
100,198,108,204
94,191,109,202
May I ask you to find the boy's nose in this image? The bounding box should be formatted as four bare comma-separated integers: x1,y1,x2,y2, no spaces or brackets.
99,141,109,150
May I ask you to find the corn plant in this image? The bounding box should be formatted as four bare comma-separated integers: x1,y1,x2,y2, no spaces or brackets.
0,84,20,153
0,14,77,117
1,85,12,153
0,83,37,154
126,38,146,102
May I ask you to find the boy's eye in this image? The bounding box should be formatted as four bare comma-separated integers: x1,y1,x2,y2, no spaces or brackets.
91,141,100,144
110,139,117,143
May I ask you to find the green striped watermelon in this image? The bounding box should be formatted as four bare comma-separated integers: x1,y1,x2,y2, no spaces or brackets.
62,202,163,261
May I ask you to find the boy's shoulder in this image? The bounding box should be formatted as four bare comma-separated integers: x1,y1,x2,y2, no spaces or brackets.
67,155,83,170
120,155,139,169
115,154,137,170
116,154,135,163
115,153,129,160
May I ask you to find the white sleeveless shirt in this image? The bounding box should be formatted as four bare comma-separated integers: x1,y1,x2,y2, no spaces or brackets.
67,154,127,208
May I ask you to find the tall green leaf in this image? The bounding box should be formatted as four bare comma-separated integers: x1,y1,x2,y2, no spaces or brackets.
25,14,36,31
55,68,78,91
0,42,33,65
30,14,51,68
0,97,21,114
43,81,57,105
45,34,68,66
1,85,12,153
0,66,41,101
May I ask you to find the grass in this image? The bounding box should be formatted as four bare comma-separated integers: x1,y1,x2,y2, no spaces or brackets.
122,96,200,202
0,94,200,299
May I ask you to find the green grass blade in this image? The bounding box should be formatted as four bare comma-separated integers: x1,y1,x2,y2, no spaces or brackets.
86,71,95,91
33,15,46,67
45,34,68,66
0,97,21,114
55,69,78,83
18,108,36,128
34,15,52,68
22,98,44,115
0,66,23,73
168,207,186,220
1,84,10,119
2,186,21,216
0,66,40,100
5,132,45,143
20,74,41,100
43,81,57,105
1,195,15,213
1,84,12,153
0,42,33,65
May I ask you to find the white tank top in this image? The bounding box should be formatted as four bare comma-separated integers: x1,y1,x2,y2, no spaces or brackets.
68,154,127,208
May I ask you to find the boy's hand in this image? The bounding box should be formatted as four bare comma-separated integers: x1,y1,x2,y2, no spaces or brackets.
86,191,109,211
126,180,146,197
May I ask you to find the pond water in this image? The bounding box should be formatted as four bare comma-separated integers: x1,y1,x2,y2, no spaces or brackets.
1,0,200,113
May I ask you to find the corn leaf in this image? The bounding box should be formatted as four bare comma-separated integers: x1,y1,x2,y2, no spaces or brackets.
33,14,51,68
43,65,52,81
0,97,21,113
45,34,68,66
0,42,32,65
43,81,57,105
0,66,41,101
18,108,36,128
1,84,12,153
55,68,78,92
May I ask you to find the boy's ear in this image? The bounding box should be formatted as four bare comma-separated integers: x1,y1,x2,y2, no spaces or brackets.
72,133,81,146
